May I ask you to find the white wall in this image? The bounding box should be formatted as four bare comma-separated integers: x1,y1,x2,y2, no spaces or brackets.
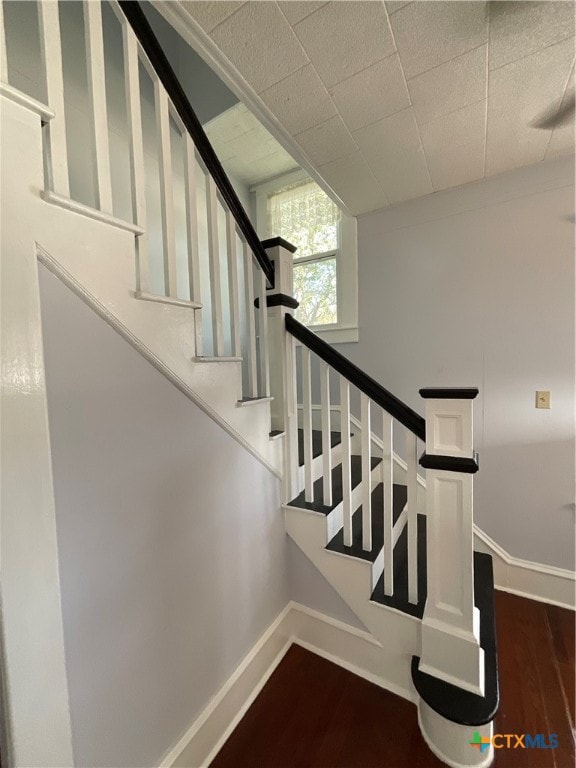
39,265,290,767
339,156,575,571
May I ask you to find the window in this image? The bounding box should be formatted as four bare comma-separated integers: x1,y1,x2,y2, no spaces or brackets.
253,169,358,343
267,180,339,326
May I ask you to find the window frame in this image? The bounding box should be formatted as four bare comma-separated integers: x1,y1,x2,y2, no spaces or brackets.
252,169,358,344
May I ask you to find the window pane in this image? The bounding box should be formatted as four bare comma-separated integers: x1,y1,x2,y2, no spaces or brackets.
268,180,339,258
294,259,337,326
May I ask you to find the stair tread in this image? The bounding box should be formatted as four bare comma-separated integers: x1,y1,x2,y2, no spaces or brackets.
411,551,499,726
371,514,428,618
325,484,407,563
297,428,343,467
287,455,382,514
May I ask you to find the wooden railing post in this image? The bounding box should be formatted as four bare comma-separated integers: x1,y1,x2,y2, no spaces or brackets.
418,387,484,694
262,237,299,502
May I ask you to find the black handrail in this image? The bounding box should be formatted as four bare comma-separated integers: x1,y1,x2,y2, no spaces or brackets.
118,1,275,288
286,314,426,441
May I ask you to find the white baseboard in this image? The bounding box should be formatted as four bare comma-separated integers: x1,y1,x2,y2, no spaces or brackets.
160,601,415,768
474,527,576,610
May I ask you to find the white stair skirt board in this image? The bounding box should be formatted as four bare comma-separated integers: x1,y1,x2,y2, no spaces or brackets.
284,505,421,697
1,90,283,478
159,602,417,768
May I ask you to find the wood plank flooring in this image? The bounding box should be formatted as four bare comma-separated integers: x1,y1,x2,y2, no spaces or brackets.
211,592,575,768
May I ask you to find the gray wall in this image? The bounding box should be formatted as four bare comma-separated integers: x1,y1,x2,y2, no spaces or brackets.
337,156,575,571
39,266,291,767
142,2,239,126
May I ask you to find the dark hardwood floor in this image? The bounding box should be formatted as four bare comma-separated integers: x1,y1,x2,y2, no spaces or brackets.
211,592,575,768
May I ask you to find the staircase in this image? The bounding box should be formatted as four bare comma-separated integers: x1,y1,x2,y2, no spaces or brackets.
1,2,498,767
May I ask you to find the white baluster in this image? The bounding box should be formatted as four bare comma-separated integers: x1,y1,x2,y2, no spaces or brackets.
407,431,419,604
302,347,313,503
226,211,241,358
340,377,352,546
122,24,149,293
0,1,8,82
243,242,258,397
258,269,270,397
206,176,224,355
382,410,394,596
183,134,202,353
320,362,332,506
361,393,372,551
83,1,113,213
155,84,177,297
38,0,70,197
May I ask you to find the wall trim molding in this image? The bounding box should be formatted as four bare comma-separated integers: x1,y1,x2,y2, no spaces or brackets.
473,526,575,610
160,601,416,768
36,244,283,480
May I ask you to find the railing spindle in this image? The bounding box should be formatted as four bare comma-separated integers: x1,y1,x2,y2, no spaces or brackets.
206,176,224,354
183,133,203,353
38,0,70,198
320,362,332,506
407,431,419,604
383,410,394,596
361,393,372,551
302,347,314,502
84,1,113,213
258,269,270,397
226,211,241,358
340,377,352,546
121,23,149,293
0,1,8,82
155,84,177,298
243,242,258,397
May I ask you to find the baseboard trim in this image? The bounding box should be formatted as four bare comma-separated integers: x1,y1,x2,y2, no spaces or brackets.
474,527,575,610
160,601,415,767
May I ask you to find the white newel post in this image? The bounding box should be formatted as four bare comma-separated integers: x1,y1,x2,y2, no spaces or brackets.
262,237,299,502
418,387,485,695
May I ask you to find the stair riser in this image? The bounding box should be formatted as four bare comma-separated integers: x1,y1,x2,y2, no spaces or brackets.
297,442,343,488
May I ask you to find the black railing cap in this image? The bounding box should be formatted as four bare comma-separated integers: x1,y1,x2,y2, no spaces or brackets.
261,237,298,254
420,387,479,399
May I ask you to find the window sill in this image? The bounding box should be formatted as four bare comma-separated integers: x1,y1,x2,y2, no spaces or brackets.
295,325,359,344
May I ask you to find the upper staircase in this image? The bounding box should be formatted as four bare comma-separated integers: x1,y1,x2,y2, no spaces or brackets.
1,2,499,766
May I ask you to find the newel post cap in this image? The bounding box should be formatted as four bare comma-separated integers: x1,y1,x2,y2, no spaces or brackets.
262,236,297,308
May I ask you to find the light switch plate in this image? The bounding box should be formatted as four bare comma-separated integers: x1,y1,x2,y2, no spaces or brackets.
535,390,550,409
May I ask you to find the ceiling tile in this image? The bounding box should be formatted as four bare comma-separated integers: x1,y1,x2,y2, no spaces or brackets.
390,1,488,79
293,1,396,88
486,37,575,175
545,64,575,159
180,2,245,33
408,45,487,125
353,107,422,157
294,115,358,165
369,146,433,204
317,152,390,214
329,54,411,132
420,100,486,190
210,2,308,93
260,64,337,134
489,1,576,71
277,1,328,25
385,2,412,15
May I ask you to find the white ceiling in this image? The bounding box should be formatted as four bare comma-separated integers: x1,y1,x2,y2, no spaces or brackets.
181,1,576,214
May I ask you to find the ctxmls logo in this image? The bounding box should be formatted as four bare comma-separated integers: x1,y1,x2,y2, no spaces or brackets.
469,732,559,751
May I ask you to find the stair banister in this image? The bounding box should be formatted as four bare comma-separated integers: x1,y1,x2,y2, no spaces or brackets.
117,0,275,289
417,388,484,695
